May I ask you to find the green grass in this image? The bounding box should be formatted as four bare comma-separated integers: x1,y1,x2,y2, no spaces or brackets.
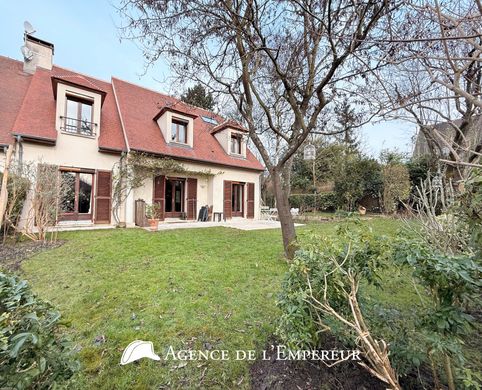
19,219,405,389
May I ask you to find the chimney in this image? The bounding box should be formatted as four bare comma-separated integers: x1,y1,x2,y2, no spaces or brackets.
22,34,54,74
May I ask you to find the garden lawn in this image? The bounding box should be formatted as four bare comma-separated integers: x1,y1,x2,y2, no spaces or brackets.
20,218,403,389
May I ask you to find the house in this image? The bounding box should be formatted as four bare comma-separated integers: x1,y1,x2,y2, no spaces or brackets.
0,33,264,229
413,117,482,159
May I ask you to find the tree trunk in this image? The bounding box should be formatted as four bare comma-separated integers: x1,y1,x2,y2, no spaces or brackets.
271,168,298,259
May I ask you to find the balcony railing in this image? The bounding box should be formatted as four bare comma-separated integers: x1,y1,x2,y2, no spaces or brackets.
60,116,97,137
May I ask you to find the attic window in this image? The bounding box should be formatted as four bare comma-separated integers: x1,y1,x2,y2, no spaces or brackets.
201,116,218,125
231,134,242,154
62,96,95,136
171,119,188,144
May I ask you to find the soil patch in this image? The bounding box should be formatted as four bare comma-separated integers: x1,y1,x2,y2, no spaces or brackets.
0,240,64,272
250,336,386,390
250,336,437,390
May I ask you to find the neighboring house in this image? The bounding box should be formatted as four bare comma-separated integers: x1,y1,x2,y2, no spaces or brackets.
0,34,264,229
413,116,482,158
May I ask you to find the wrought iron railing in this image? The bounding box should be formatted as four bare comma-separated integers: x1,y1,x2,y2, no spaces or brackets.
60,116,97,136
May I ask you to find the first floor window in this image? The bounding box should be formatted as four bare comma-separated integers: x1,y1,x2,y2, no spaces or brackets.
171,119,188,144
60,171,93,219
231,134,242,154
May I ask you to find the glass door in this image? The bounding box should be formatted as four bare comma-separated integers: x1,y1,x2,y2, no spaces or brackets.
59,171,93,221
165,179,185,218
231,183,244,217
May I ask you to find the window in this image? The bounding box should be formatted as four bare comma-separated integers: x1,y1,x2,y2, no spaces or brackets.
64,96,94,136
171,119,188,144
60,170,93,221
231,134,242,154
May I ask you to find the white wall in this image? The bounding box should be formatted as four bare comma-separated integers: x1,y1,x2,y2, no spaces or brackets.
130,160,261,222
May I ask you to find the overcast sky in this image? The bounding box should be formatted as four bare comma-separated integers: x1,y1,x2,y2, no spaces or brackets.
0,0,417,159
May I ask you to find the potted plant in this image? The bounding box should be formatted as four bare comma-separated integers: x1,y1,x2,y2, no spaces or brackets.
358,205,367,216
146,203,161,230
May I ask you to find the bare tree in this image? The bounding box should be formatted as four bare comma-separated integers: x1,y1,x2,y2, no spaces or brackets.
119,0,394,258
365,0,482,177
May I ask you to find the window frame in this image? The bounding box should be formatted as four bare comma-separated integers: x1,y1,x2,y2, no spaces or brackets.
63,95,95,137
170,118,189,144
58,168,96,221
230,133,243,155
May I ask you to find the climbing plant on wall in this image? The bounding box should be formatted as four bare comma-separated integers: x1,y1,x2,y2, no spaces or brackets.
111,152,215,224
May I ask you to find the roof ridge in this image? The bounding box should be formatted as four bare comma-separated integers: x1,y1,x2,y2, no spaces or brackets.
53,64,111,85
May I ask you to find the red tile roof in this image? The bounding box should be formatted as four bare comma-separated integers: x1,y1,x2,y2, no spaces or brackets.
112,78,264,171
211,119,248,134
0,55,264,171
0,57,32,145
51,75,108,104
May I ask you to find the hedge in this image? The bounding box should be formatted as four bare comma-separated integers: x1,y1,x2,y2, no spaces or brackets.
289,192,337,211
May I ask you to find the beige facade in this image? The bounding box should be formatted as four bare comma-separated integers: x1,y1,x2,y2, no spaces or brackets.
2,37,263,230
14,133,261,229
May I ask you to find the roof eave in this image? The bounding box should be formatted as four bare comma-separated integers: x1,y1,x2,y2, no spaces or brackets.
51,77,107,105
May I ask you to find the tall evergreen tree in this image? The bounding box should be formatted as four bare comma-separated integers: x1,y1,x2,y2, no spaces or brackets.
181,84,215,110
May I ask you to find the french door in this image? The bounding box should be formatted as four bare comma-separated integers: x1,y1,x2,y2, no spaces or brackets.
165,179,185,218
59,170,94,221
231,183,244,217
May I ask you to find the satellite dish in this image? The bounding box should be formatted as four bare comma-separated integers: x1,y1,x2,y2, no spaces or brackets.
21,45,34,61
23,20,36,35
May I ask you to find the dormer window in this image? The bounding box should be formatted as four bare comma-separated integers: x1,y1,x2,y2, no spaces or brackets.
171,119,188,144
63,96,94,136
231,134,242,155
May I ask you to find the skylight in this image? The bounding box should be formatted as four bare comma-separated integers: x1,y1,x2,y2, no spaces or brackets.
201,115,218,125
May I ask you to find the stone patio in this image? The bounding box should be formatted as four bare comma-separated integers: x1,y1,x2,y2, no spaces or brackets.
148,219,304,231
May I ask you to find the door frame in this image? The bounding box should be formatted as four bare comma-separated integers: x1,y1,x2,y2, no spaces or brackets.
231,182,244,217
58,168,95,222
164,177,186,218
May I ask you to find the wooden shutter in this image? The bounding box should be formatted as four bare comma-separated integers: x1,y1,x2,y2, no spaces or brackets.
95,170,112,224
247,182,255,219
186,178,197,220
223,180,232,219
153,175,165,221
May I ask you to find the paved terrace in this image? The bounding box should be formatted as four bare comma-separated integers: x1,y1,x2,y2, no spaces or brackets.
150,219,304,231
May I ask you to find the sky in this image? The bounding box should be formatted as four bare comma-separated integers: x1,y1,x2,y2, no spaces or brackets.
0,0,417,158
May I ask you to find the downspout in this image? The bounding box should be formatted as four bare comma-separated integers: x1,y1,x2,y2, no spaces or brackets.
15,135,23,168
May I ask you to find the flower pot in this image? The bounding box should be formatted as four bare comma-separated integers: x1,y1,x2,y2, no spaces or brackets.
148,219,158,230
358,206,367,216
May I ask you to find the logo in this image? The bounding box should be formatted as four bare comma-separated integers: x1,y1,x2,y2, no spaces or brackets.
120,340,161,365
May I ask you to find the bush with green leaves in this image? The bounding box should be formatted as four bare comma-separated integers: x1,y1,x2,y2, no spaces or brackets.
276,221,389,348
392,169,482,389
288,192,337,212
0,272,79,389
393,233,481,389
276,221,403,387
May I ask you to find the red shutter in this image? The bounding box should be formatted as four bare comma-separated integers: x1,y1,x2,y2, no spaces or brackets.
247,182,255,219
187,178,197,220
153,175,165,221
95,170,112,224
223,180,232,219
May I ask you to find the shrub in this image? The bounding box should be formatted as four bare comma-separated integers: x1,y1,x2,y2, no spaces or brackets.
0,171,30,237
288,192,337,212
0,272,79,389
276,222,401,388
382,164,410,213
